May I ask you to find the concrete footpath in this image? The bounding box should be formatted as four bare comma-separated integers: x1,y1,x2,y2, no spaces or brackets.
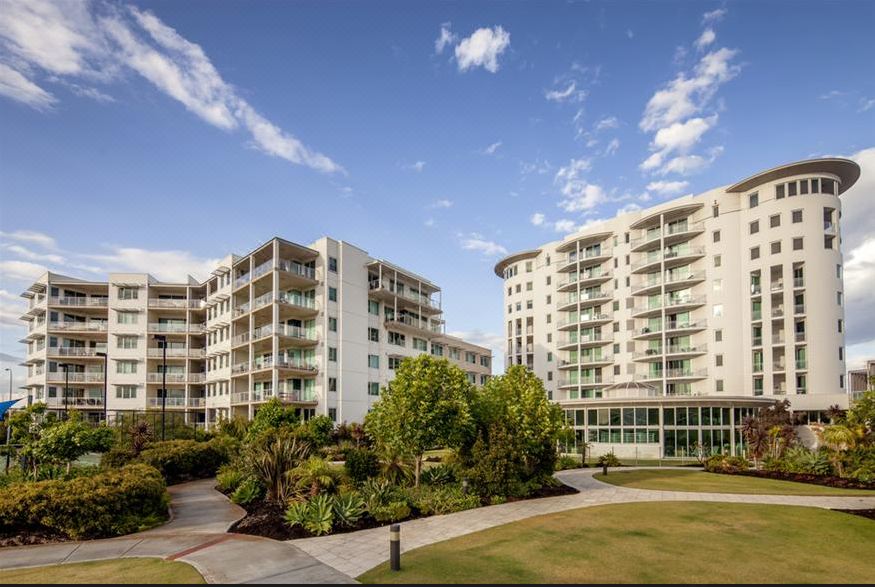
291,467,875,578
0,478,357,584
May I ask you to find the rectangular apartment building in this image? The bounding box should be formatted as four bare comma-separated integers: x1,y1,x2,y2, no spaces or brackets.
19,236,492,428
494,158,859,459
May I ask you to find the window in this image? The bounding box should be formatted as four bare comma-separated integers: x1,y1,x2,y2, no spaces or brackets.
712,205,719,217
117,311,138,324
716,354,724,367
837,291,843,306
799,179,809,194
713,304,724,317
465,351,476,364
413,338,427,351
368,354,379,369
714,255,721,268
329,408,337,421
118,287,138,300
328,377,337,392
770,214,781,228
771,241,781,255
840,374,844,388
388,357,402,370
749,220,759,234
837,264,842,279
838,319,843,333
480,355,490,367
117,335,138,349
715,329,723,342
792,209,803,223
713,230,721,243
368,382,380,396
825,235,835,249
776,184,785,199
116,360,137,374
749,192,759,208
750,246,760,260
368,300,379,315
367,327,379,342
788,182,798,196
328,347,337,362
507,287,512,296
388,332,405,346
431,343,444,357
546,295,551,305
115,385,137,399
525,261,533,273
716,380,724,392
811,178,820,193
328,256,338,272
328,287,337,302
328,317,337,332
526,281,533,291
526,300,533,310
793,237,803,251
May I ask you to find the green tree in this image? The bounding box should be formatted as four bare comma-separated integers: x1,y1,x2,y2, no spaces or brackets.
463,365,566,494
365,355,475,486
819,424,857,477
847,390,875,441
247,398,299,441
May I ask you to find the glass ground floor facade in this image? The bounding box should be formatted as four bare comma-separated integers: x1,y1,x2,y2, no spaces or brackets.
561,397,774,459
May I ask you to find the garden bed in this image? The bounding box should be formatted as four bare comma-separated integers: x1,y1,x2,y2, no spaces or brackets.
833,508,875,521
728,469,875,491
227,481,578,541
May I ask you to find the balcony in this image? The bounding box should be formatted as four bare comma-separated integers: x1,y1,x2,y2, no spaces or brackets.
46,396,105,408
665,344,708,358
252,323,318,345
750,284,762,296
252,356,318,375
630,231,662,252
147,347,205,359
48,347,107,358
147,397,192,408
558,355,613,369
665,368,708,380
231,362,250,375
49,296,108,308
558,376,608,388
795,359,808,370
793,277,805,289
824,220,836,233
147,298,189,309
633,348,664,361
231,391,250,404
147,323,187,334
771,333,785,344
772,362,787,372
632,277,663,296
794,304,806,315
664,271,706,291
277,260,318,284
663,219,705,244
234,273,251,290
48,321,108,333
795,332,806,342
557,314,611,330
770,281,784,293
771,307,784,318
46,372,105,383
277,293,318,314
663,246,706,268
146,372,188,383
559,248,613,271
232,332,250,347
557,333,611,350
632,253,663,273
385,315,442,337
368,281,440,312
665,295,706,311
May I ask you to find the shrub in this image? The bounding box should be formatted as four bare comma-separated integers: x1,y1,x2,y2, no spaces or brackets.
408,484,480,516
556,454,584,470
0,464,168,540
246,398,299,441
305,416,336,449
100,446,137,469
248,429,311,502
333,492,367,527
421,463,456,486
844,446,875,483
489,495,507,505
370,501,411,523
291,456,342,497
138,438,233,484
216,464,247,493
344,447,380,484
284,494,335,535
231,477,263,505
466,425,527,497
596,452,622,468
704,454,749,473
360,478,397,509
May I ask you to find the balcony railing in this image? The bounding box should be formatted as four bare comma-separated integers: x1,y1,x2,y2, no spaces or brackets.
386,315,442,333
253,292,274,310
368,281,439,309
148,323,187,333
146,373,187,383
664,295,706,309
664,368,708,379
235,273,251,289
632,278,663,293
49,296,108,307
750,284,762,295
630,231,662,249
231,362,250,375
795,359,808,369
277,260,316,281
558,376,606,387
232,332,250,346
147,298,189,309
148,347,202,358
771,307,784,318
48,321,108,332
773,362,787,371
46,372,105,383
560,355,613,367
147,397,188,408
794,304,806,314
770,281,784,292
772,334,785,344
49,347,107,357
664,246,705,261
46,396,105,407
278,293,317,310
665,344,708,355
795,332,806,342
665,271,706,286
664,220,705,236
253,259,274,280
231,391,250,404
793,277,805,288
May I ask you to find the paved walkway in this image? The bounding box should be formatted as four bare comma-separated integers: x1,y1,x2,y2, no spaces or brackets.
0,478,356,584
290,467,875,579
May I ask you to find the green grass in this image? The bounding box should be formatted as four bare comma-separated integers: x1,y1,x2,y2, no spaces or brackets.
359,502,875,584
594,469,875,495
0,558,205,584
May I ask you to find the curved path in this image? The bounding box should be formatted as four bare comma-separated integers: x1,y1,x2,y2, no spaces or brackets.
0,479,356,584
290,467,875,579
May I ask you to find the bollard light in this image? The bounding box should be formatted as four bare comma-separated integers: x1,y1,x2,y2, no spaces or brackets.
390,523,401,571
603,462,608,476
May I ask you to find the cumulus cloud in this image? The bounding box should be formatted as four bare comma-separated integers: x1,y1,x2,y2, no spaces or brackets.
0,230,57,249
482,141,502,155
0,0,341,173
434,22,457,54
459,233,508,257
545,81,586,103
553,157,606,212
702,8,727,24
454,26,510,73
0,260,48,282
530,212,545,226
646,180,690,195
695,28,716,50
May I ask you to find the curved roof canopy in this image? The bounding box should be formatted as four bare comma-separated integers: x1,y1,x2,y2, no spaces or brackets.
555,231,613,253
493,249,541,278
727,158,860,195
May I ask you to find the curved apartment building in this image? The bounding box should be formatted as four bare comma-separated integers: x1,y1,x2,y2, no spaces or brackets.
495,158,859,459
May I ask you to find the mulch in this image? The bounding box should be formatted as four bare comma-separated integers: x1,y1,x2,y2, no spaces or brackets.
729,469,875,491
0,530,70,549
832,509,875,521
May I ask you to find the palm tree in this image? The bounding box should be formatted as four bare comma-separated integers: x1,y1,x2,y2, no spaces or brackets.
741,416,768,470
290,456,339,497
818,425,857,477
826,404,846,424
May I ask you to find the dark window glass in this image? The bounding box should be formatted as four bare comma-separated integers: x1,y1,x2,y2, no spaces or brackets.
788,182,798,196
776,184,785,199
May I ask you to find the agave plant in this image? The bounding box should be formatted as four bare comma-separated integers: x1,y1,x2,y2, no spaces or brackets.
332,493,367,528
249,430,311,502
284,494,335,535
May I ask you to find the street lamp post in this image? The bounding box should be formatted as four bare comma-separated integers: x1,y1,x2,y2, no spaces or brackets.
59,363,71,420
153,335,167,441
96,352,108,424
4,367,11,472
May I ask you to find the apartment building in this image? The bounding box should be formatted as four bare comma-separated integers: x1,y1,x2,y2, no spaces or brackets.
495,158,859,459
19,237,492,427
849,359,875,401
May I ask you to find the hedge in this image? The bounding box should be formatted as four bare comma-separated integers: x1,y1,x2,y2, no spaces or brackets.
137,437,236,484
0,464,168,540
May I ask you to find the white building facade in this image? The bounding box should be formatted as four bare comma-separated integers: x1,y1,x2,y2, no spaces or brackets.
495,158,859,459
19,236,492,427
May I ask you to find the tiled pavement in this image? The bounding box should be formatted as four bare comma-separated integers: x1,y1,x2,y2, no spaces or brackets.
290,467,875,579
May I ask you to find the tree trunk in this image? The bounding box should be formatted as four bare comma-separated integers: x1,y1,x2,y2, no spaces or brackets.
415,454,422,487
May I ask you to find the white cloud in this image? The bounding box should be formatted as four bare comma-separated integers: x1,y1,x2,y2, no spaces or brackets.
702,8,727,24
0,260,47,282
447,329,504,372
407,160,426,172
0,63,56,109
553,219,578,234
0,230,56,249
594,116,619,132
0,1,341,174
424,218,435,228
454,26,510,73
646,180,690,195
859,97,875,112
482,141,502,155
1,244,65,264
520,158,552,176
460,233,507,257
545,81,585,103
429,199,453,209
554,157,605,212
626,29,635,39
695,28,716,51
530,212,545,226
658,154,709,176
604,138,620,156
83,247,220,283
434,22,457,54
841,146,875,349
0,289,26,328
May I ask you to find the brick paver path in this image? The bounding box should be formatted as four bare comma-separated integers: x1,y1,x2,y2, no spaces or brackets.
290,467,875,578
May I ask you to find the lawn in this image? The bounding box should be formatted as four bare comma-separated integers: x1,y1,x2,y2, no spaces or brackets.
593,469,875,495
0,558,205,584
359,502,875,584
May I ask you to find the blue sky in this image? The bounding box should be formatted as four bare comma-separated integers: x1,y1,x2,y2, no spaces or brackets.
1,0,875,382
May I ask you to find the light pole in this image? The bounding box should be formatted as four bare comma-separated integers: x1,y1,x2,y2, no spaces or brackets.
59,363,71,420
153,335,167,441
96,352,108,424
